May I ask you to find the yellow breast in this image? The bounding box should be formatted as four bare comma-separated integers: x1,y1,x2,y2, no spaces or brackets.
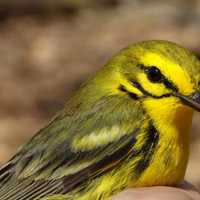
134,97,193,187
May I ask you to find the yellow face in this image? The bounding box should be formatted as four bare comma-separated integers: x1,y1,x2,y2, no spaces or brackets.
113,40,200,114
138,52,194,97
105,40,200,139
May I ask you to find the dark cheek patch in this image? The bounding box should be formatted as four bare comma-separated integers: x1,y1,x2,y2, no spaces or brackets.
118,85,139,100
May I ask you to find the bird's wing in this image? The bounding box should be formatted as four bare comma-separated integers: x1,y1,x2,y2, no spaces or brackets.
0,95,143,200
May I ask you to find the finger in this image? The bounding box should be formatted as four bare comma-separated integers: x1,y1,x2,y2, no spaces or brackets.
178,181,200,200
112,186,196,200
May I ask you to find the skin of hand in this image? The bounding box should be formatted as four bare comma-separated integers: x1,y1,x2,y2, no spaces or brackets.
113,182,200,200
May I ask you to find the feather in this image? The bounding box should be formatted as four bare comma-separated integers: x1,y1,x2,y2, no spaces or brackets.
0,94,143,200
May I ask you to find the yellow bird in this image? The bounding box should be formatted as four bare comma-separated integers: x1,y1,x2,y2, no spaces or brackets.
0,40,200,200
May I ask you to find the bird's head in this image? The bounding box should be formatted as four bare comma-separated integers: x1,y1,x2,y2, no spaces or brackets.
93,40,200,135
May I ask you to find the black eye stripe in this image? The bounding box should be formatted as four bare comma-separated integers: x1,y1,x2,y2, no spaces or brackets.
137,64,178,92
163,79,178,92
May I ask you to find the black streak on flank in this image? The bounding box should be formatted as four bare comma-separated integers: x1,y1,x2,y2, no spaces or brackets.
118,85,138,100
135,123,159,175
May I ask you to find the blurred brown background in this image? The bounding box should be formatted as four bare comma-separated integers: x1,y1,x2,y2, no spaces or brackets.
0,0,200,189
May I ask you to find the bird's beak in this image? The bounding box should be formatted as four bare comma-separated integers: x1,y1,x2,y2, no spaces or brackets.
175,92,200,112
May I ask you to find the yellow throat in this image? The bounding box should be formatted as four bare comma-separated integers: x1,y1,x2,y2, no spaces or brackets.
134,97,193,186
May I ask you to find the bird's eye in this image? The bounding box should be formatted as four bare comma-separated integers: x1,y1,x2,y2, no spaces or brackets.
145,66,163,83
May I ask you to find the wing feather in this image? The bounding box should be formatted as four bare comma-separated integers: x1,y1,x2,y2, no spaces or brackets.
0,95,143,200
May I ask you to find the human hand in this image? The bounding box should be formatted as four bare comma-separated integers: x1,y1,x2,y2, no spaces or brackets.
112,182,200,200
